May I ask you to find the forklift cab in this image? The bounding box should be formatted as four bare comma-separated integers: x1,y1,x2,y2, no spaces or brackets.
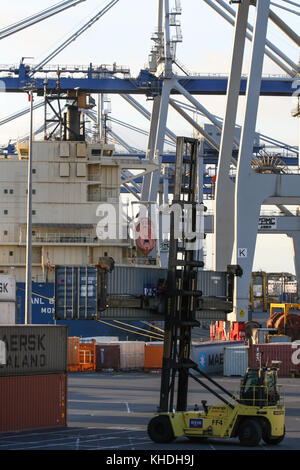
239,367,280,407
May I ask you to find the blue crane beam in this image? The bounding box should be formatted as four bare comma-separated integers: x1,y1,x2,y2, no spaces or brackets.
0,67,295,96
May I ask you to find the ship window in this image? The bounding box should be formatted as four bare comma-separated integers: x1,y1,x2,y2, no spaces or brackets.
91,149,101,156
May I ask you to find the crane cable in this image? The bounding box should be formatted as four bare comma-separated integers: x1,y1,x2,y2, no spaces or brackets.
97,320,164,341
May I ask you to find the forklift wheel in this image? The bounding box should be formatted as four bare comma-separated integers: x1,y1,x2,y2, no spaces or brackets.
238,419,262,447
263,425,285,445
147,415,175,444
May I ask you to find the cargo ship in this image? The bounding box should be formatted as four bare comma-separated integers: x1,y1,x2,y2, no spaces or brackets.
0,92,159,339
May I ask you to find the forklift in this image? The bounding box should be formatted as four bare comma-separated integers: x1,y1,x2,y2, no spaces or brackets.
147,137,285,447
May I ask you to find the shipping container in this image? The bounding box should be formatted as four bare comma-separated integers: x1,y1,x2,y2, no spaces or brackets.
95,344,120,371
249,343,300,377
144,342,163,372
268,335,291,343
251,328,278,344
0,325,68,377
0,373,67,433
68,337,80,372
81,336,119,343
117,341,145,370
78,339,96,371
0,302,16,325
55,266,97,320
16,281,153,341
0,276,16,302
223,346,249,377
191,341,244,375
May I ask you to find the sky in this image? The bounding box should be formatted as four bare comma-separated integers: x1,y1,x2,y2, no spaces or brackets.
0,0,299,273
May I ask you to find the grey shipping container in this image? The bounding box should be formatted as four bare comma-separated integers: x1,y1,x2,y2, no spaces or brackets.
191,341,244,375
223,346,249,377
0,325,68,377
54,264,229,321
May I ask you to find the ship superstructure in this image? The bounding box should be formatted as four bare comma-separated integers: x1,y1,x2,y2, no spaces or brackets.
0,138,144,282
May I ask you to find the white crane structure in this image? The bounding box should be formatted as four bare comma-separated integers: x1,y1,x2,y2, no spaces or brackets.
136,0,300,321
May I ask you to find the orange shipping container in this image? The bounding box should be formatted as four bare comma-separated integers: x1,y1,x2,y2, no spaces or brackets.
79,340,96,372
144,342,163,373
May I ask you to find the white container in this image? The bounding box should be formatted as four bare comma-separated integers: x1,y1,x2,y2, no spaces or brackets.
118,341,145,370
0,302,15,324
0,276,16,302
223,346,249,377
191,341,244,375
80,336,119,343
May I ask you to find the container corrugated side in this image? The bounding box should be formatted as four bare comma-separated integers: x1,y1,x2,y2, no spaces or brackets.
144,342,164,372
55,266,97,320
95,344,120,371
191,341,244,374
0,373,67,433
104,266,168,320
0,325,68,377
249,343,300,377
0,302,16,325
116,341,145,370
223,346,249,377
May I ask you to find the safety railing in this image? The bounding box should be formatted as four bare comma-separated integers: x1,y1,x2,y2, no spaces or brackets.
237,385,284,407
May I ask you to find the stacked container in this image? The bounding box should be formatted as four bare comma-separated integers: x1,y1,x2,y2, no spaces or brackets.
0,276,16,324
0,325,68,433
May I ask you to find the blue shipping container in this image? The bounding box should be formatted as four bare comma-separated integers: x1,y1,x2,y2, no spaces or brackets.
16,282,156,341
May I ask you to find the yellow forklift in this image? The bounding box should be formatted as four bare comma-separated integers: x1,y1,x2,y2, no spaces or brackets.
147,138,285,447
147,362,285,446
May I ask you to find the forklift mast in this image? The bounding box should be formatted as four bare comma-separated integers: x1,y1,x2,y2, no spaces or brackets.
159,137,204,412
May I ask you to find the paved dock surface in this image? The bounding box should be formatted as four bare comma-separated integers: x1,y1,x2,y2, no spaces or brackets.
0,372,298,451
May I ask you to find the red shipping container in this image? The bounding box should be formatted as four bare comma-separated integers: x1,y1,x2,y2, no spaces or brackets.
249,343,300,377
68,337,80,372
95,344,120,371
0,374,67,433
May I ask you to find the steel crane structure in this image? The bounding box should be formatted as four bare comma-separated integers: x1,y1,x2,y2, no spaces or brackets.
0,0,299,319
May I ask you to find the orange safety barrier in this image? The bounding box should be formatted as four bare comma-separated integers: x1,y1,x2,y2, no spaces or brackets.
144,342,163,373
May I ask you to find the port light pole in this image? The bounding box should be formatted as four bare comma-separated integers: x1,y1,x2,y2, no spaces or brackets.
25,87,34,325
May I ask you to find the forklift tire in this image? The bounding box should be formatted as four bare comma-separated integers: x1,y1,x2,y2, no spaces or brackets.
238,419,262,447
147,416,175,444
263,425,285,445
